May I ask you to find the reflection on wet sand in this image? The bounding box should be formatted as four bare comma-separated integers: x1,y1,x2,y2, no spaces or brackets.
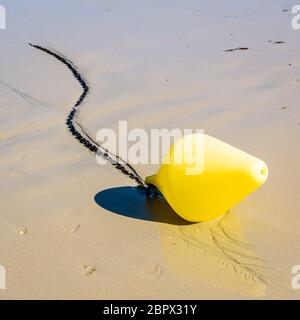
95,186,269,297
161,213,269,297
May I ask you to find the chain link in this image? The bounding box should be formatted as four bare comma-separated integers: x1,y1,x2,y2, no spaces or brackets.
29,43,147,189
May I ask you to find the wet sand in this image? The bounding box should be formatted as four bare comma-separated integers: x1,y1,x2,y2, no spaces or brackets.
0,0,299,299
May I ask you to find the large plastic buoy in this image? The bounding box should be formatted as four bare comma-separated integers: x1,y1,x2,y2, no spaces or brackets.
145,133,268,222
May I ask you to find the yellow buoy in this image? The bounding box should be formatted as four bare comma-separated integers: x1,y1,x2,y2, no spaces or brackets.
145,133,268,222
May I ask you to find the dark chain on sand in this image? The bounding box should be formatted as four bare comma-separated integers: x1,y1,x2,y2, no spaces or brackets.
29,43,147,188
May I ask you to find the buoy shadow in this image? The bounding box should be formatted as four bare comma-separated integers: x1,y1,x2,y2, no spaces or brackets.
94,186,191,226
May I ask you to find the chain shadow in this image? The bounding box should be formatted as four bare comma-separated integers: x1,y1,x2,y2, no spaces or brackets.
94,186,191,226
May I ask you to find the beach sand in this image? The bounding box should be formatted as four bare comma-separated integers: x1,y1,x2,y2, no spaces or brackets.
0,0,299,299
